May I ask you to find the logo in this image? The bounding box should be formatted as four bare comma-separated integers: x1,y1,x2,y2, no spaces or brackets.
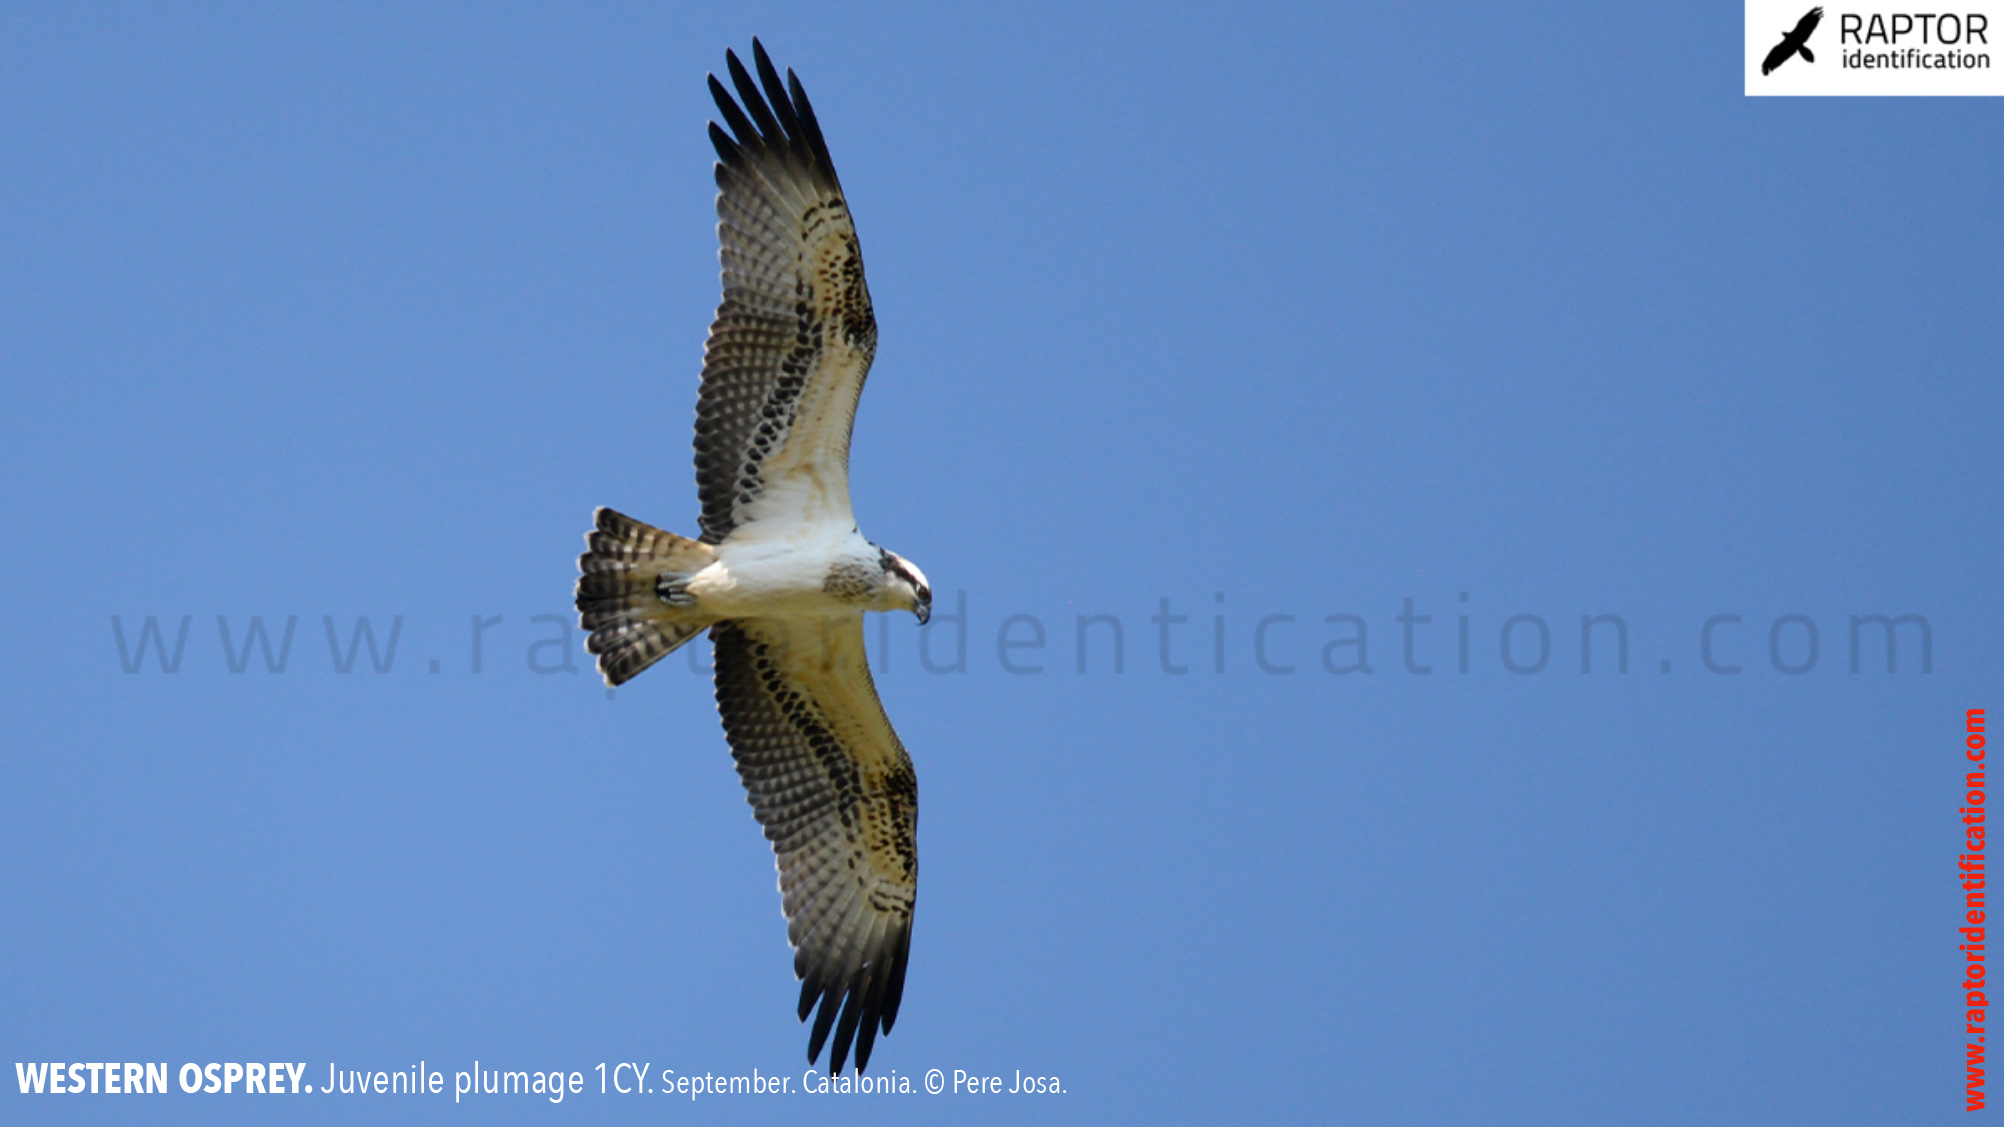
1746,1,2001,95
1763,6,1825,73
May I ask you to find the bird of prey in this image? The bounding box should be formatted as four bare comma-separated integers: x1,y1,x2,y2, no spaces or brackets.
1762,7,1823,75
574,40,929,1076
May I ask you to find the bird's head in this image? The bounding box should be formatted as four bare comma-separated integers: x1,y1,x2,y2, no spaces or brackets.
879,550,932,625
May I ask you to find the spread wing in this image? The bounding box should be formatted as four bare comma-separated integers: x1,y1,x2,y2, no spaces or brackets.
1792,6,1823,39
711,615,917,1074
1761,38,1797,74
695,40,878,545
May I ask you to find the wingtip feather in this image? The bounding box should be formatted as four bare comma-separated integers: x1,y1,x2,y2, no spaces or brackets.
806,983,842,1066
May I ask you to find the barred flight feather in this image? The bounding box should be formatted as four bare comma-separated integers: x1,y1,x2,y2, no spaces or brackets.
712,616,916,1074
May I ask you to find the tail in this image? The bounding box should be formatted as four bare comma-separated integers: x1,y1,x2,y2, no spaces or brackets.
576,507,717,685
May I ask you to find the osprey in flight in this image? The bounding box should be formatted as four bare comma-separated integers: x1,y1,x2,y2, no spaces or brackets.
575,40,928,1076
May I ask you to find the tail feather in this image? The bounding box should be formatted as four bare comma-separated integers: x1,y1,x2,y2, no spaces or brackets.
576,507,716,685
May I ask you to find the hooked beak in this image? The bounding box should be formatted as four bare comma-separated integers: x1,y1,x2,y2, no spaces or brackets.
915,598,931,626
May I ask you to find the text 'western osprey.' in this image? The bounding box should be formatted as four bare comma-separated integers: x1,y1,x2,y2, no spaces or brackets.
574,40,930,1076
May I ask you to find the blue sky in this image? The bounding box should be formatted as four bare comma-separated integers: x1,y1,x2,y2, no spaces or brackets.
2,3,1999,1124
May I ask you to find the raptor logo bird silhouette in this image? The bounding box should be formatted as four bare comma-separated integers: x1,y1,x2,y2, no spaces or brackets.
1763,7,1824,75
575,40,929,1076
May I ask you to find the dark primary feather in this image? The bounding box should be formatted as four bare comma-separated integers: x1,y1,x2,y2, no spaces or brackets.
711,616,917,1074
692,39,875,544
